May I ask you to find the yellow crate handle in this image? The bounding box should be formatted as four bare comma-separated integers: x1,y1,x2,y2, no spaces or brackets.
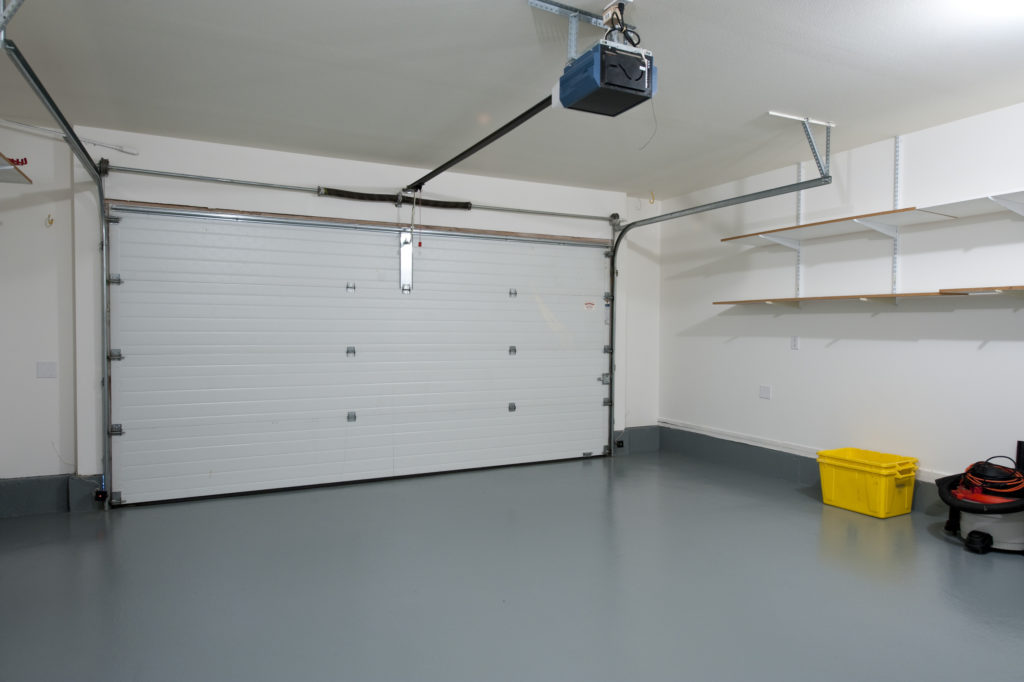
818,456,918,479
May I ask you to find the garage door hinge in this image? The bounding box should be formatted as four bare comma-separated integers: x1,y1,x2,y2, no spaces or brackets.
582,451,594,457
107,274,124,285
508,345,517,356
603,345,613,354
603,292,613,302
508,402,517,412
508,288,518,298
347,411,357,422
603,398,613,407
604,250,612,258
597,373,610,385
108,349,124,361
346,282,357,292
346,346,356,357
108,424,124,436
105,215,121,224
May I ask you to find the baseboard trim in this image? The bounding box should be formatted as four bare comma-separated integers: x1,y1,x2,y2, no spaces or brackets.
658,418,819,458
616,425,661,455
657,418,944,482
658,422,941,513
0,474,104,518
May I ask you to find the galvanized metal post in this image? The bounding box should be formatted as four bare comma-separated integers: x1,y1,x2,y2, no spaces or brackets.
893,135,902,210
892,136,902,293
568,12,579,61
795,163,804,297
0,0,25,40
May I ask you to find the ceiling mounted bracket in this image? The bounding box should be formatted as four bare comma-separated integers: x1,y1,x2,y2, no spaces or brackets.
0,0,25,40
802,120,830,178
528,0,636,62
769,111,834,179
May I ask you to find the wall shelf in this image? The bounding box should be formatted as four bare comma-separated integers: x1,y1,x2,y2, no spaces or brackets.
716,190,1024,305
938,285,1024,295
721,191,1024,246
714,287,1024,305
713,292,964,306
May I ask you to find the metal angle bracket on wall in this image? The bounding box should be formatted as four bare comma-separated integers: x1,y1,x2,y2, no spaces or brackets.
768,111,834,177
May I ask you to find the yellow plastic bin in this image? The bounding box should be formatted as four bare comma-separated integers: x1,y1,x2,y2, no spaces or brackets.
817,448,918,518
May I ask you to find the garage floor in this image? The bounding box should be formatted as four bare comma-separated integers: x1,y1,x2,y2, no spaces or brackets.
1,450,1021,682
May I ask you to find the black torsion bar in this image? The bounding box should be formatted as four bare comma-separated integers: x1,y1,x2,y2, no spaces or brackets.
404,96,552,193
318,186,472,210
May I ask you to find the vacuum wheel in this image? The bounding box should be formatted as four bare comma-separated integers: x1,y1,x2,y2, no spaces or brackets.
964,530,994,554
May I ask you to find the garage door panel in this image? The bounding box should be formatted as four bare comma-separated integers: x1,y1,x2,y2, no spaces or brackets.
110,209,609,503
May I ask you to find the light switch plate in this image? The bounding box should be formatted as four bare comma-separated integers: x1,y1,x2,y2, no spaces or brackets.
758,384,772,400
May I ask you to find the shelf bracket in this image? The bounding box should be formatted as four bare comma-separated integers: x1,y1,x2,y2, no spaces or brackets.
759,234,801,250
989,195,1024,218
852,219,898,239
853,219,901,294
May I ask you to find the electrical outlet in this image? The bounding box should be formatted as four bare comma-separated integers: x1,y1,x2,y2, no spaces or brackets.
759,385,773,400
790,336,800,350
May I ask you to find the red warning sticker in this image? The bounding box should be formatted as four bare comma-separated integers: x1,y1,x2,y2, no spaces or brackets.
584,302,595,310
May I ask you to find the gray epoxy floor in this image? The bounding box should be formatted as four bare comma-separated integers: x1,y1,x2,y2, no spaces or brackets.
2,451,1022,682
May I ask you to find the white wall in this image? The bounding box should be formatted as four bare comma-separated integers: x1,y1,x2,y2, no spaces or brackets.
659,102,1024,479
0,125,660,479
0,128,77,477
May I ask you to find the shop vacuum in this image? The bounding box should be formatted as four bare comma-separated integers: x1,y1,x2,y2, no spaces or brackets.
937,441,1024,554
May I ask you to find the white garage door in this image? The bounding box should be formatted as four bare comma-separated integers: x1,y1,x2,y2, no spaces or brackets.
108,204,610,503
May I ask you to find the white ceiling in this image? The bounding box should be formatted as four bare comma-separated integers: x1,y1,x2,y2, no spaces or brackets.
2,0,1024,199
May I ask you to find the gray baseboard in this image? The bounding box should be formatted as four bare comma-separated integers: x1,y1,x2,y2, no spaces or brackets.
659,425,939,513
0,474,104,518
614,425,661,455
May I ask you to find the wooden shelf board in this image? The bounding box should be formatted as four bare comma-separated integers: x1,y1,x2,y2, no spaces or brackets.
713,291,966,305
939,285,1024,295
